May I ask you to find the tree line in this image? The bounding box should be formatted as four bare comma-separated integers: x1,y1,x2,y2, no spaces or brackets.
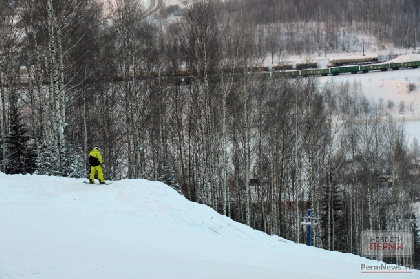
0,0,419,268
224,0,419,55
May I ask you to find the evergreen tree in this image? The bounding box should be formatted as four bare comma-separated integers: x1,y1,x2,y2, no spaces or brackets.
320,167,347,251
66,146,86,178
410,212,420,269
4,90,35,174
35,137,60,176
160,163,180,193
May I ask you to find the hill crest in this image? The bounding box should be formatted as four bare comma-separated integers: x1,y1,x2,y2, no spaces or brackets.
0,173,417,278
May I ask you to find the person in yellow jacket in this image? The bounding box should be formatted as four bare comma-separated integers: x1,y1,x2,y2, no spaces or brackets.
89,146,105,184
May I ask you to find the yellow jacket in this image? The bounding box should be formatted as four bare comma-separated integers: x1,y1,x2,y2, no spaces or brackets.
89,148,103,166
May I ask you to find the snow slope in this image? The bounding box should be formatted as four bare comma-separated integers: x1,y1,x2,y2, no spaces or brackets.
0,173,418,279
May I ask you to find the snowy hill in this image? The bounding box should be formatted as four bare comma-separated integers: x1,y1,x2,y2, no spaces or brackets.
0,173,418,278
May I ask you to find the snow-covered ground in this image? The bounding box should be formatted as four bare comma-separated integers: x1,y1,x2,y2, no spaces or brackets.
317,55,420,143
0,173,418,278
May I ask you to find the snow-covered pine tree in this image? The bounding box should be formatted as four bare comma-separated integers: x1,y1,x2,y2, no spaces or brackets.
160,163,180,193
35,137,60,176
66,146,86,178
4,83,36,174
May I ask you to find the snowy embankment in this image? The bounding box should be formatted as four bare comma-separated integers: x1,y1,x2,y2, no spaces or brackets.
318,64,420,143
0,173,417,279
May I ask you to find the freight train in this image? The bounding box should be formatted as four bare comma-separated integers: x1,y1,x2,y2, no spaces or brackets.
172,60,420,83
120,59,420,85
269,60,420,79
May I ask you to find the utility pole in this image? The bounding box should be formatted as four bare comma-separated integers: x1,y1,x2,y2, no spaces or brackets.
301,209,320,246
362,39,365,56
415,4,418,51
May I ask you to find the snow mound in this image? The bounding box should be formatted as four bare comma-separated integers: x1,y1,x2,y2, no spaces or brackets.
390,54,420,63
0,173,418,279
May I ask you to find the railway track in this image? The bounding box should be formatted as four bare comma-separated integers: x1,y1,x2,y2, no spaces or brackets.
5,63,420,88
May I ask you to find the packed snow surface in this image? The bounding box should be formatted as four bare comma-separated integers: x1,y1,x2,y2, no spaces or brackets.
0,173,418,278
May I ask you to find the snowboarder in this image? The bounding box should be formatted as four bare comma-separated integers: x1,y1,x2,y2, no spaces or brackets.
89,146,105,184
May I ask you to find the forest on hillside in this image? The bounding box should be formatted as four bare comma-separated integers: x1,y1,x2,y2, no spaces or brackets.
223,0,419,54
0,0,419,268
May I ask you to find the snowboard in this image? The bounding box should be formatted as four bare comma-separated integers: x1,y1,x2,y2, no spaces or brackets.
83,181,112,185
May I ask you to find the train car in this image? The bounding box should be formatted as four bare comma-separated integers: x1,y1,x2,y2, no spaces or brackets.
249,66,269,72
172,70,194,85
272,70,300,78
390,62,402,70
221,67,243,75
295,62,317,70
173,75,193,85
300,68,329,77
360,63,389,73
330,65,359,75
272,64,293,71
253,71,272,79
330,57,378,66
390,61,420,70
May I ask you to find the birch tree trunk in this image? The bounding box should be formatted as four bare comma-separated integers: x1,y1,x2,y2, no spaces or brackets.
0,75,6,173
47,0,67,175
